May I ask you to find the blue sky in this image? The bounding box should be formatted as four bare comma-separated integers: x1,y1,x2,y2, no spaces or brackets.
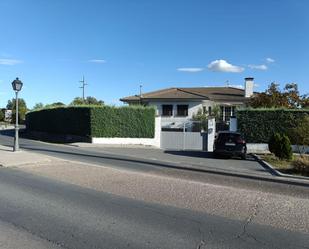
0,0,308,108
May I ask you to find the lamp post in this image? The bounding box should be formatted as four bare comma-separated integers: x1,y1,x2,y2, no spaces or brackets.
11,77,23,152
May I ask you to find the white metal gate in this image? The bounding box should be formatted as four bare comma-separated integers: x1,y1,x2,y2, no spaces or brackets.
160,119,215,151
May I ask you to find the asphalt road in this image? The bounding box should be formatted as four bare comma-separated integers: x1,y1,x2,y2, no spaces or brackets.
0,129,308,194
0,168,308,249
0,130,309,248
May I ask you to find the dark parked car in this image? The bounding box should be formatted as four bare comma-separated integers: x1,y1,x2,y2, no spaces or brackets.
213,131,247,159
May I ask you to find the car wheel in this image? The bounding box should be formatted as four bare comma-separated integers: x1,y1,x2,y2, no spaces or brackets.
241,153,247,160
213,152,219,158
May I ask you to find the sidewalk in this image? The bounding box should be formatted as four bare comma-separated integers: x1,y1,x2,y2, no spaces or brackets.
0,145,59,168
71,143,274,177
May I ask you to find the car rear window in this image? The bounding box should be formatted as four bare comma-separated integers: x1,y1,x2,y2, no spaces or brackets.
218,133,241,142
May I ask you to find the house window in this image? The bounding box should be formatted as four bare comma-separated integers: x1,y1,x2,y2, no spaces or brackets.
177,105,188,116
224,107,232,121
162,105,173,116
219,106,236,121
208,106,212,115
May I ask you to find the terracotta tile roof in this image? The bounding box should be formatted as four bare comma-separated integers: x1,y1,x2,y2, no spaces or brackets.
120,86,247,102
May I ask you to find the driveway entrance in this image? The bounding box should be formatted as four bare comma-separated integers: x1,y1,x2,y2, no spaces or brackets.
160,118,216,151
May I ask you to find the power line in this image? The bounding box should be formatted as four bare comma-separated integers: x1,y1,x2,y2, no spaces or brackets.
79,76,88,100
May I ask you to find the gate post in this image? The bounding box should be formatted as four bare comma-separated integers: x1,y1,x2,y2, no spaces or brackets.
207,118,215,152
183,122,186,150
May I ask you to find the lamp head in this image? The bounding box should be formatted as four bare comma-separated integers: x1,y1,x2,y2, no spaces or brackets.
12,77,23,92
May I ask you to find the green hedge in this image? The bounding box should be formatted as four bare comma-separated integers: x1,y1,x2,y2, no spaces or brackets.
237,109,309,143
26,107,91,136
90,106,155,138
26,106,155,138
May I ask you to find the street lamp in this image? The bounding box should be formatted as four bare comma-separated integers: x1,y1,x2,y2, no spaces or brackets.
11,77,23,151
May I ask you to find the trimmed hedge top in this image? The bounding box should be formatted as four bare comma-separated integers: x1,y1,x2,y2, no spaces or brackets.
26,105,155,138
237,108,309,143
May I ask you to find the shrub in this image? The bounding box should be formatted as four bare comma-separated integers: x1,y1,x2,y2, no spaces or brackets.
280,135,293,160
292,157,309,176
237,108,309,143
26,105,155,138
268,133,281,155
268,133,293,160
288,115,309,155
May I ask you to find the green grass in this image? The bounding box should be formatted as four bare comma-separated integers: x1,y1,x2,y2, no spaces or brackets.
260,154,309,176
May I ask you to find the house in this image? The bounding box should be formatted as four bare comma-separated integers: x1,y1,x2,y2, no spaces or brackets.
0,109,12,122
120,77,255,129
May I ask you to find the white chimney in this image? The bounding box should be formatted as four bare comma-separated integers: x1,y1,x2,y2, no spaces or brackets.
244,77,254,98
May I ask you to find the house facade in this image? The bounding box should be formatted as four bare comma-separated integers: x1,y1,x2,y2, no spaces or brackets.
120,77,255,129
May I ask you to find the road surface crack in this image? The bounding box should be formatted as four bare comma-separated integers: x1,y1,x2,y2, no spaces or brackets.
236,197,266,245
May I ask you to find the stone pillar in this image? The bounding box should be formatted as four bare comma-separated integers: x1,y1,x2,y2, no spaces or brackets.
207,118,216,152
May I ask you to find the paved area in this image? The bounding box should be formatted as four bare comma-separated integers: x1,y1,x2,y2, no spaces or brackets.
72,144,274,176
0,131,276,181
1,168,308,249
0,145,61,167
0,220,59,249
0,144,308,233
0,143,309,248
14,159,309,233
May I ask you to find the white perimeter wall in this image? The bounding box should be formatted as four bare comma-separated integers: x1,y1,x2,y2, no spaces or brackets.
246,143,309,154
92,117,161,147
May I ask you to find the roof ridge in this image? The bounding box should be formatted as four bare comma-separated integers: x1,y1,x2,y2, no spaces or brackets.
144,87,176,97
177,88,210,99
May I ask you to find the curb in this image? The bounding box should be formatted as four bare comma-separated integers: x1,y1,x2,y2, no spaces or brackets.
252,154,309,181
2,136,309,187
52,146,309,188
251,154,281,176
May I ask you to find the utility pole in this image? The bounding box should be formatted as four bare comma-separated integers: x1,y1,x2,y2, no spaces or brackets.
79,76,87,100
139,84,142,105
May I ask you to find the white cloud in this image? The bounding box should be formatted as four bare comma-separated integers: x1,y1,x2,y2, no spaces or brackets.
228,84,244,89
266,57,275,63
177,67,204,73
207,59,244,73
248,64,268,70
88,59,106,63
0,58,23,65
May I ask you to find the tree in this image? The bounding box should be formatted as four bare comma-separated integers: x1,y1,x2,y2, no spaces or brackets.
85,96,104,105
45,102,65,108
70,96,104,106
32,102,44,110
192,108,208,122
249,82,308,108
211,105,221,120
6,98,28,123
192,108,208,131
301,94,309,108
283,83,301,108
